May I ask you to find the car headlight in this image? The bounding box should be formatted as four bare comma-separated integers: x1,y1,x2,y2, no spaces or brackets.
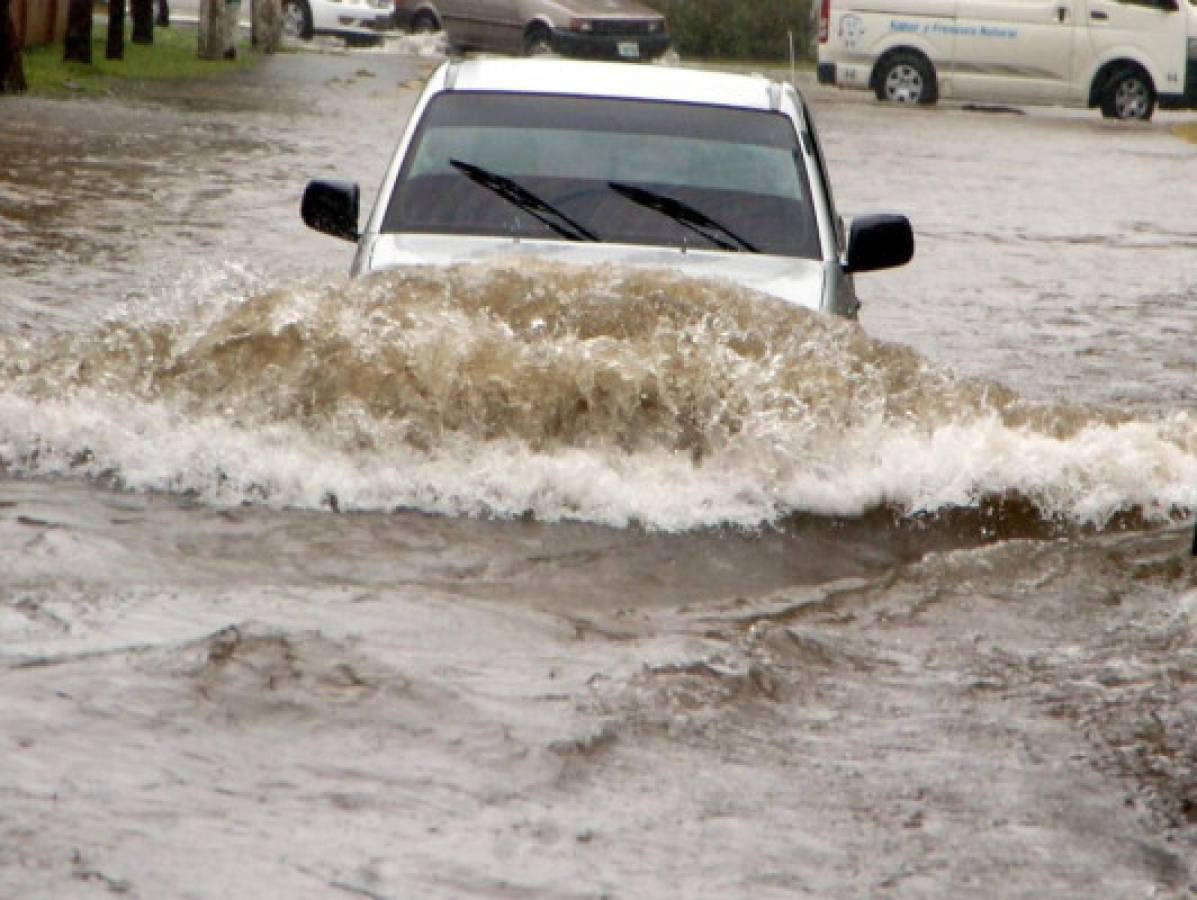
569,18,594,32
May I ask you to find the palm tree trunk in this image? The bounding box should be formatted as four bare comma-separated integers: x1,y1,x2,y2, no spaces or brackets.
251,0,280,52
63,0,94,63
131,0,153,42
197,0,224,58
0,0,28,92
106,0,125,59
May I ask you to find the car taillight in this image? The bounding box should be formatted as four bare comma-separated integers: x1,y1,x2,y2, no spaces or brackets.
818,0,830,43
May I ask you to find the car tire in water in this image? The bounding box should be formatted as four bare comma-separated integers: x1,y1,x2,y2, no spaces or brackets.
524,23,553,56
1100,68,1155,121
411,9,439,32
874,51,937,105
282,0,314,40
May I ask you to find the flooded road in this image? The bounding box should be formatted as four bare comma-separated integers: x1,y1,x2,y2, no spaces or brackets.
1,46,1195,897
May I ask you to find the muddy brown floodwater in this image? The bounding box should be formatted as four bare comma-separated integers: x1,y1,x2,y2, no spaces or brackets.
1,44,1195,898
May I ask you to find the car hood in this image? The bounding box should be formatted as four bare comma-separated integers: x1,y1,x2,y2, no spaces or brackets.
359,234,827,312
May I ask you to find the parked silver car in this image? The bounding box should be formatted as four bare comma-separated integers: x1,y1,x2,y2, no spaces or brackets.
281,0,393,41
393,0,670,60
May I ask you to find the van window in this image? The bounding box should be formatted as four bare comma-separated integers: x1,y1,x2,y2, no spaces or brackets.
1115,0,1179,8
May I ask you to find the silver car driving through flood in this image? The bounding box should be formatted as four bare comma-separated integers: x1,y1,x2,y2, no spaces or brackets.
301,57,915,318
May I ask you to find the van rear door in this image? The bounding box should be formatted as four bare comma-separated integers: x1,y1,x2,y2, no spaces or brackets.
950,0,1081,101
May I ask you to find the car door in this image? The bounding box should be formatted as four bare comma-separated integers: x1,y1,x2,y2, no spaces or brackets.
465,0,525,52
950,0,1080,101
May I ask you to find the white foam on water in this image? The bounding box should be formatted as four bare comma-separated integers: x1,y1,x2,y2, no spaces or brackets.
1,263,1193,531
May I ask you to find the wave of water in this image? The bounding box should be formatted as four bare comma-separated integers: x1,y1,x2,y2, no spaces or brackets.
1,261,1193,531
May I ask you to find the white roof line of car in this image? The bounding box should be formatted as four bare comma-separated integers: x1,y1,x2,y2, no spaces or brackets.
438,57,792,114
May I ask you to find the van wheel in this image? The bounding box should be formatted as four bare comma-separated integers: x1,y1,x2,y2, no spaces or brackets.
281,0,313,40
1100,69,1155,121
524,23,553,56
874,52,937,105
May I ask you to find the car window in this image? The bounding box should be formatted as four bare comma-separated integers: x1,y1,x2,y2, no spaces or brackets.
383,92,822,259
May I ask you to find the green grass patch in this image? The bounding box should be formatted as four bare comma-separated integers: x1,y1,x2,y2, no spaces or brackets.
654,0,813,63
22,24,258,96
694,59,816,76
1172,122,1197,145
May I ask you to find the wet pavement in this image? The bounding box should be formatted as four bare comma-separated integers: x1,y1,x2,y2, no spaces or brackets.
1,45,436,329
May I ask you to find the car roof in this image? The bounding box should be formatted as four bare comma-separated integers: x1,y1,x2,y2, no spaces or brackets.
441,57,791,113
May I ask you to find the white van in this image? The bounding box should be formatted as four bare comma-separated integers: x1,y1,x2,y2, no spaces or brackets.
816,0,1197,119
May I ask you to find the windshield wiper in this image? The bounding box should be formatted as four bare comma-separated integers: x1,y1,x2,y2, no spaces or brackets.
449,159,599,243
607,181,758,253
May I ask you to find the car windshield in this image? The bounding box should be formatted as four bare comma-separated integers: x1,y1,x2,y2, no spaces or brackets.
382,92,822,259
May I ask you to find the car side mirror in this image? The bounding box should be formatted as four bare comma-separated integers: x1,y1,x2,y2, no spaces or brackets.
844,213,914,273
302,179,361,242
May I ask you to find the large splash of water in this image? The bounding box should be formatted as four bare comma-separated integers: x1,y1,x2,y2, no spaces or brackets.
1,261,1193,530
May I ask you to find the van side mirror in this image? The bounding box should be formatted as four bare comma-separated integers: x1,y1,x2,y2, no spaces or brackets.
844,213,914,273
302,179,361,242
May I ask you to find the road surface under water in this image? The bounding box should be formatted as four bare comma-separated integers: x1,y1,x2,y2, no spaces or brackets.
1,46,1195,897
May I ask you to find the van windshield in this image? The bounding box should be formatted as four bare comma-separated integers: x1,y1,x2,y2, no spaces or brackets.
383,92,821,259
